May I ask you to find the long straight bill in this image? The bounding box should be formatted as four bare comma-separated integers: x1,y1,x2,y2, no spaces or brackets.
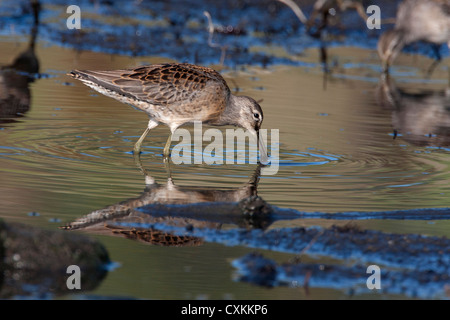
256,129,269,165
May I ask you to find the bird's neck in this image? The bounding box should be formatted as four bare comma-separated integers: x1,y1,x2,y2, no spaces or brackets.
211,94,242,127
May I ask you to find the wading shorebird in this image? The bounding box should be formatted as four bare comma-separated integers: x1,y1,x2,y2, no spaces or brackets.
377,0,450,73
69,63,268,164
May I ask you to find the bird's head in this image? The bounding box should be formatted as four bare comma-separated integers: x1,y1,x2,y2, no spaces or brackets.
234,95,264,133
231,95,268,164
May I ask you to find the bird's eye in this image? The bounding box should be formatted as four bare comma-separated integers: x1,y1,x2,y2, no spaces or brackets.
253,113,260,119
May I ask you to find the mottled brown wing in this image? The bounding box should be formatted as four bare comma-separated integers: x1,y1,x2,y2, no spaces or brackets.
70,63,230,106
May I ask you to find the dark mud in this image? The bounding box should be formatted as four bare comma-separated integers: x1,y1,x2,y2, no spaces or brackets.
128,220,449,299
115,221,450,273
0,219,110,298
86,211,449,299
233,252,449,298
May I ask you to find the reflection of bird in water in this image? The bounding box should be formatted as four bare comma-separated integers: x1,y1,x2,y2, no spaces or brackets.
377,0,450,73
376,73,450,146
0,0,40,123
62,164,272,246
68,63,268,164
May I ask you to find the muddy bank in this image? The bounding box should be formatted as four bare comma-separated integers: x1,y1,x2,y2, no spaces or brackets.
127,222,450,273
147,222,449,298
232,252,449,299
97,218,449,298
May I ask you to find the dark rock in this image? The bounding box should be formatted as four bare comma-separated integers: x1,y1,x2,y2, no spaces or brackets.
0,219,110,298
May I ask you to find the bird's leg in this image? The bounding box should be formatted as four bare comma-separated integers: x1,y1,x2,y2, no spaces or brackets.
133,127,153,183
134,119,159,154
426,44,442,78
133,149,157,186
163,132,172,159
134,127,150,154
133,147,146,173
163,155,173,181
382,58,390,75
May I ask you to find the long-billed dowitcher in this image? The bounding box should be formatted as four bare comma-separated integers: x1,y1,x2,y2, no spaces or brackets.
377,0,450,72
69,63,268,163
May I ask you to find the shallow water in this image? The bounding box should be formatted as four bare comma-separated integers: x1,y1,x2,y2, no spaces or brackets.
1,0,450,300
